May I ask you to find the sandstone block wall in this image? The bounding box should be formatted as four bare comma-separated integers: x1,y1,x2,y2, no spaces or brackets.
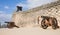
12,0,60,27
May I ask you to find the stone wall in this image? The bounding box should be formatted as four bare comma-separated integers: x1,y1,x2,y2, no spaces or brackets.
12,0,60,27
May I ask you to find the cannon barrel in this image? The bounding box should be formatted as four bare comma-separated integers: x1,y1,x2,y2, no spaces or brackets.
5,22,14,24
41,16,50,18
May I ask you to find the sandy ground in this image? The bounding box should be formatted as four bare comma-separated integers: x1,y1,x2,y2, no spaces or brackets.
0,25,60,35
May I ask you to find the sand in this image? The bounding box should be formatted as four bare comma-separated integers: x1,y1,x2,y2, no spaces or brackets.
0,26,60,35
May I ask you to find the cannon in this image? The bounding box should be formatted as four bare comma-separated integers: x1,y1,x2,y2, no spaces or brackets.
5,22,19,28
41,16,59,29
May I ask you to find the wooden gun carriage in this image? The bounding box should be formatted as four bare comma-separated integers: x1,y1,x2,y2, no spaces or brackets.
41,16,59,29
5,22,19,28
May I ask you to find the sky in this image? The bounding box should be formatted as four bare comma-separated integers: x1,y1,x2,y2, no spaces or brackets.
0,0,58,24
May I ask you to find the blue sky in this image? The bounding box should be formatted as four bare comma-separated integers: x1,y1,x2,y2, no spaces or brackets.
0,0,27,14
0,0,57,24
